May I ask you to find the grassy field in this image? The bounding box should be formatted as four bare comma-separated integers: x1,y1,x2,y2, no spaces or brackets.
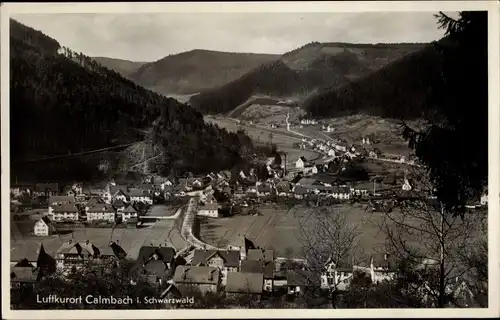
199,203,393,260
205,116,321,165
199,203,484,264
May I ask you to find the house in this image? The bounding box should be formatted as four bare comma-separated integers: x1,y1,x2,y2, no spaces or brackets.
402,177,413,191
137,184,154,194
51,203,79,222
85,196,105,210
48,196,76,217
331,186,351,200
172,266,220,295
295,157,307,169
10,183,34,198
320,258,354,291
257,184,274,197
112,189,130,203
34,183,59,197
327,149,336,157
334,145,347,152
133,246,178,284
55,240,116,271
191,250,240,285
303,165,318,176
121,205,138,222
370,254,398,284
128,189,153,204
287,270,321,295
197,202,220,218
126,217,139,228
276,181,292,196
112,199,127,214
225,272,264,301
10,264,39,289
34,216,53,236
240,257,274,292
86,203,115,223
293,185,309,199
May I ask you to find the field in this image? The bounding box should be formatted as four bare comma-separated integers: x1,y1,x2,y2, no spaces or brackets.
199,203,484,266
205,116,321,165
199,203,392,261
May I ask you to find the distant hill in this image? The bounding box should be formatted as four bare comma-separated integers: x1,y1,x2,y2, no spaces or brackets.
128,49,280,95
92,56,147,78
189,42,427,115
303,43,443,119
10,19,256,182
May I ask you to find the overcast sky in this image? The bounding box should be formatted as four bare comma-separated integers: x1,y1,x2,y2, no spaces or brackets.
12,12,450,62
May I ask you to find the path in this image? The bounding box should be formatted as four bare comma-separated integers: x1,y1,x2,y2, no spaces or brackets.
180,197,224,250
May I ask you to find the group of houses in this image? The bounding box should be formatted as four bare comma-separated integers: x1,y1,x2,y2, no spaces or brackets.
10,236,476,307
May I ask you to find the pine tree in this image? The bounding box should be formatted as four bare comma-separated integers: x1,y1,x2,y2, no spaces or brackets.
402,11,488,215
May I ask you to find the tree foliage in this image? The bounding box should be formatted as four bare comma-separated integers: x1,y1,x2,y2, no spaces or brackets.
10,19,256,182
401,11,488,213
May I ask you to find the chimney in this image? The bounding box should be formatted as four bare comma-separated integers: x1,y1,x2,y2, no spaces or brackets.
85,240,90,245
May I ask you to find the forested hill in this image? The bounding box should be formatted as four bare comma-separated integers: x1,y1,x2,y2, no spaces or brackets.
10,19,254,182
189,41,426,115
303,43,443,119
129,49,280,95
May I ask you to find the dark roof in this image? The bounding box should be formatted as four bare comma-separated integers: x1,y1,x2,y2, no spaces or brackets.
109,185,129,195
86,197,105,207
136,246,176,264
191,250,240,268
172,266,219,285
49,196,75,205
225,272,264,294
138,184,154,191
371,254,398,272
240,260,264,274
299,157,308,162
52,203,79,213
294,185,308,195
247,249,274,262
41,216,52,225
87,203,115,213
123,205,138,214
112,199,127,208
287,270,320,287
14,258,35,268
128,189,150,197
144,260,168,276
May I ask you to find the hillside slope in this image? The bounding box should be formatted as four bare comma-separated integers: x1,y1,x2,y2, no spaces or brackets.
10,19,255,182
189,42,427,115
303,43,442,119
92,56,147,78
129,49,280,95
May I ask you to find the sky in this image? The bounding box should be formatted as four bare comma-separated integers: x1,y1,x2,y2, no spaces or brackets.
12,12,451,62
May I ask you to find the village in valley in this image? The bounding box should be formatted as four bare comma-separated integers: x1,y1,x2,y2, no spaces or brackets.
10,114,488,308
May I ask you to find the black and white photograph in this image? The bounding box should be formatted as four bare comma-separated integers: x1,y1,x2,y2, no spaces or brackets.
1,1,499,318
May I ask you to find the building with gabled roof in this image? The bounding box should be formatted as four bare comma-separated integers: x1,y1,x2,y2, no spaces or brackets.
191,249,240,285
86,203,115,222
225,272,264,300
34,216,53,236
172,266,220,295
121,204,138,222
50,202,79,222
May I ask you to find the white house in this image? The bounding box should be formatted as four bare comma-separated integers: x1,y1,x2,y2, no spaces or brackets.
86,204,115,223
34,216,52,236
295,157,307,169
402,178,413,191
48,196,76,217
51,203,79,222
327,149,336,157
334,145,347,152
197,203,220,218
303,166,318,176
320,259,354,291
112,190,130,203
370,254,398,284
326,125,334,133
128,189,153,204
121,205,138,222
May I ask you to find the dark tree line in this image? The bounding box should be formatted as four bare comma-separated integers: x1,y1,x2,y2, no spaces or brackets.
10,19,257,182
